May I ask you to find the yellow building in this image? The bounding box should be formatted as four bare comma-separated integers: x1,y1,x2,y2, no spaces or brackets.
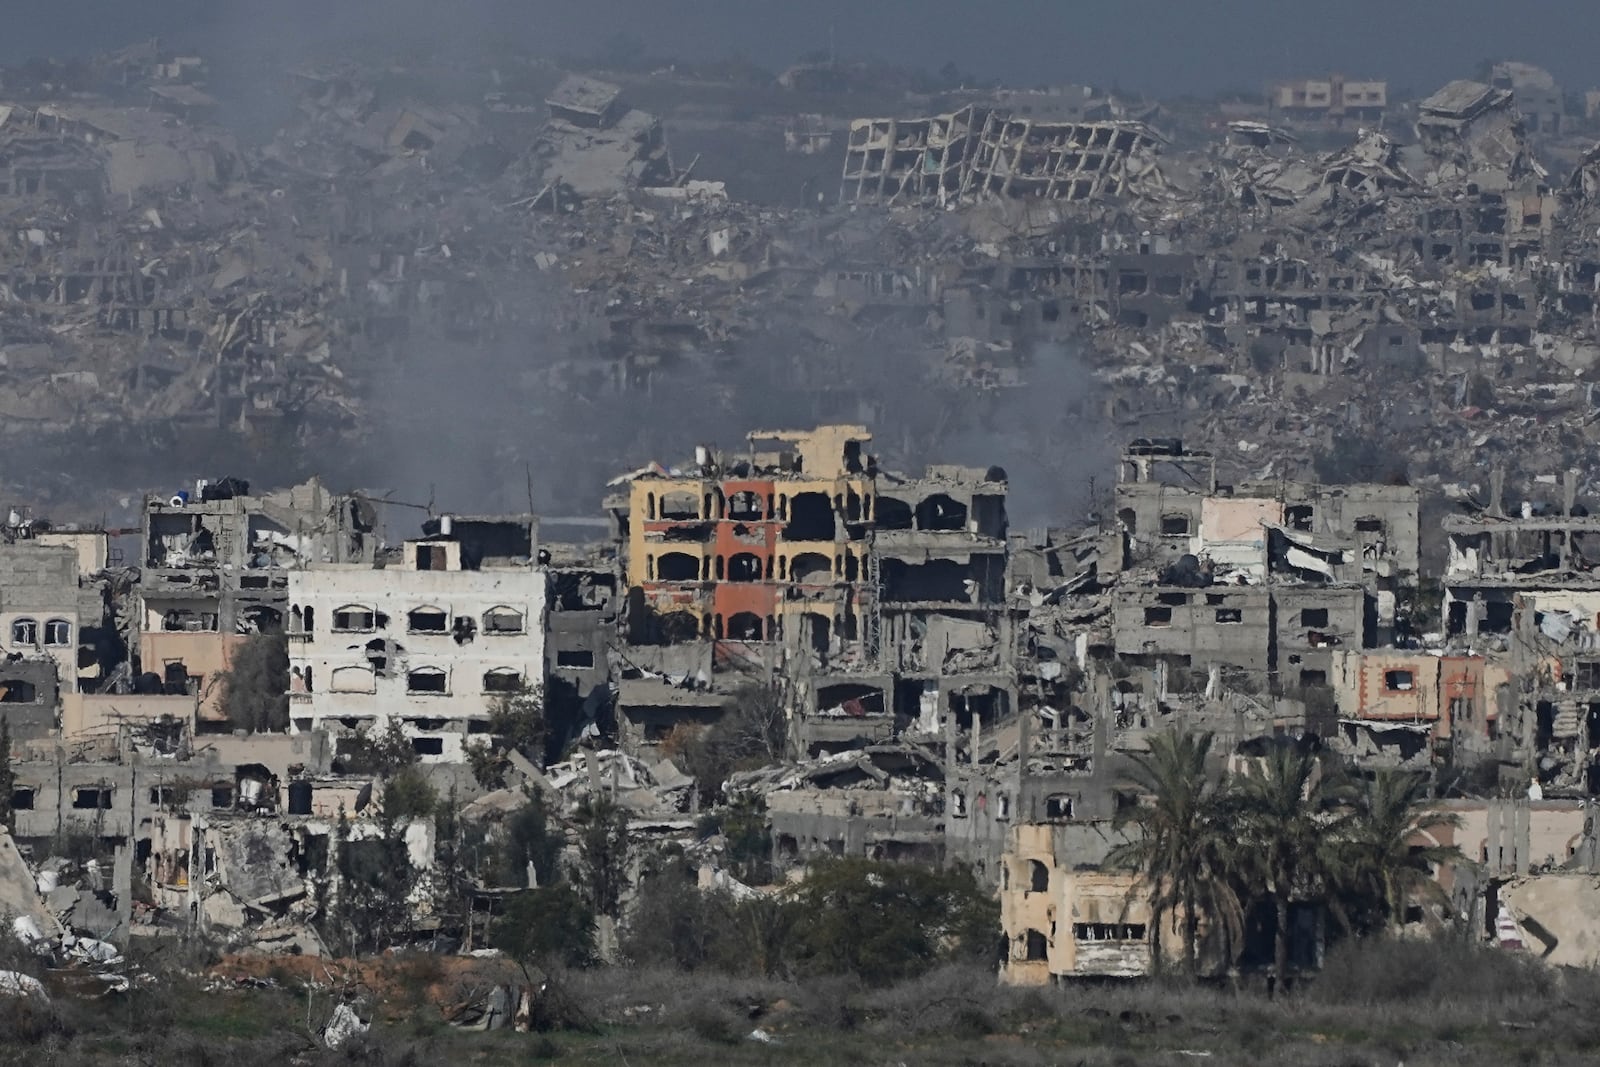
618,426,875,645
1000,823,1175,983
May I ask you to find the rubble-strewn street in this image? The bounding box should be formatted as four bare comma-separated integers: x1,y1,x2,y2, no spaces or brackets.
10,24,1600,1066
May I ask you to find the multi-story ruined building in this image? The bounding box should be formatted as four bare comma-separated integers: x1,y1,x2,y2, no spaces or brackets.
607,426,877,751
606,425,1023,757
1439,470,1600,791
287,514,545,762
1109,440,1419,696
1269,76,1388,124
542,538,621,749
0,513,115,742
138,478,378,730
839,106,1168,205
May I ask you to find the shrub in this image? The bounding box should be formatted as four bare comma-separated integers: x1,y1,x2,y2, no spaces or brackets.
683,1001,742,1045
1311,935,1553,1006
493,884,598,970
784,859,999,985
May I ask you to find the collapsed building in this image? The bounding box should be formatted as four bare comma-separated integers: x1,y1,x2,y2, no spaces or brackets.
137,477,377,730
840,106,1168,205
1110,439,1420,696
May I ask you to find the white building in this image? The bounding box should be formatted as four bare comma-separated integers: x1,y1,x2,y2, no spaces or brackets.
287,517,546,762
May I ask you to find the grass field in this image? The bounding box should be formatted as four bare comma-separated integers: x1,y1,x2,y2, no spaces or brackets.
0,937,1595,1065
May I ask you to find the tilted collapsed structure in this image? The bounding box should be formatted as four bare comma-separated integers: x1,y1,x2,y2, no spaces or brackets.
840,105,1169,204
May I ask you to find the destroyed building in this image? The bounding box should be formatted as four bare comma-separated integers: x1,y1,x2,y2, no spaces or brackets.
139,477,376,730
999,822,1174,984
541,537,620,751
14,39,1600,976
840,105,1169,205
607,426,878,751
1269,77,1388,125
287,514,545,761
1109,439,1419,695
0,514,113,740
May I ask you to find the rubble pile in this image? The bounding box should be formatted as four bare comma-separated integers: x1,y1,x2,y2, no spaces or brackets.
1,48,1596,524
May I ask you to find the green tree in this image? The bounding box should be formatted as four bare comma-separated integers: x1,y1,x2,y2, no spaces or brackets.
382,765,437,820
470,684,549,788
1228,746,1356,994
622,854,721,970
572,795,630,919
500,791,563,889
490,884,600,1033
215,633,288,732
340,720,420,776
1107,729,1242,976
1334,770,1462,933
334,774,428,953
432,786,467,932
783,858,997,985
493,884,597,970
697,793,773,885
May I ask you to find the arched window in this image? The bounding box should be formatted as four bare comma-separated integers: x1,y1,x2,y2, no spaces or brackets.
659,490,698,520
1024,929,1048,961
9,619,36,646
42,619,71,646
727,612,763,640
656,552,700,582
332,605,376,633
406,666,448,694
728,491,763,520
875,497,913,530
408,606,448,633
789,552,831,584
916,494,968,531
483,668,523,694
727,553,764,582
483,606,525,634
784,492,835,540
1028,859,1049,893
330,665,376,694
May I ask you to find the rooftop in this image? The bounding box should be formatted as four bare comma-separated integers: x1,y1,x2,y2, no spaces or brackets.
545,75,622,118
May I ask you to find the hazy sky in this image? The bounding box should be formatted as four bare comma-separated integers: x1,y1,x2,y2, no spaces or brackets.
9,1,1600,98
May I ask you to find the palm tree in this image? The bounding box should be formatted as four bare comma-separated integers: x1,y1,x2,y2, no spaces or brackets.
1227,744,1356,994
1107,729,1242,976
1335,769,1462,933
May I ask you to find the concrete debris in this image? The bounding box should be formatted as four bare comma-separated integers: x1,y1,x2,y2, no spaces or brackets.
446,983,536,1031
545,748,693,813
0,972,49,1000
322,1002,370,1049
